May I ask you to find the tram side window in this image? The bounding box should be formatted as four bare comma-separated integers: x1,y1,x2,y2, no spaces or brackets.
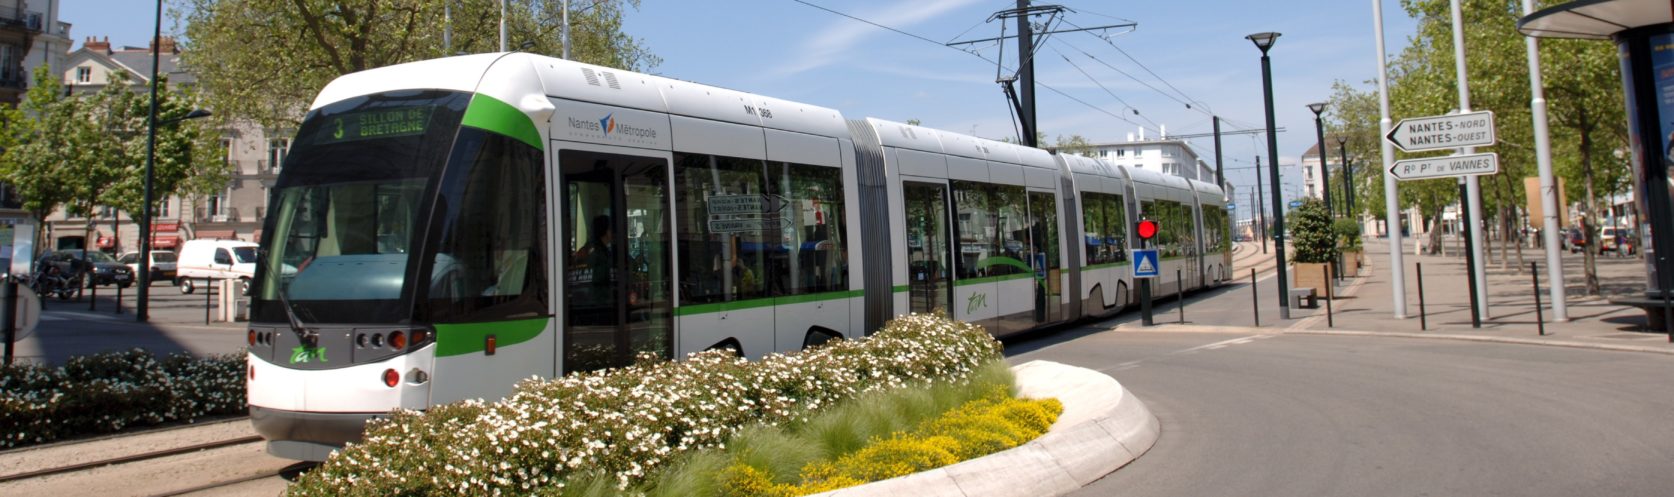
1082,192,1106,266
675,153,769,305
951,181,1019,279
424,129,548,322
766,161,848,296
991,184,1029,277
1104,194,1128,263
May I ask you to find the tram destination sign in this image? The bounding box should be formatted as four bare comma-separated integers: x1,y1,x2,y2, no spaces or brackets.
1385,111,1496,152
1388,152,1499,181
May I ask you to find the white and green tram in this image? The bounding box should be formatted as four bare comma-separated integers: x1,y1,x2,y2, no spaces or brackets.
244,53,1229,461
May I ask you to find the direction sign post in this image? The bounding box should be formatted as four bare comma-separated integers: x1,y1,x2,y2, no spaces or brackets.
1385,110,1496,152
1387,152,1499,181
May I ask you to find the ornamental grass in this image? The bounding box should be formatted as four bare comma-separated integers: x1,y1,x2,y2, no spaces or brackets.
0,348,247,448
287,313,1003,496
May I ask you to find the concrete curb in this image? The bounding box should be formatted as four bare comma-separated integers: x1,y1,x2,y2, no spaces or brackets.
812,360,1159,497
1287,329,1674,356
1138,323,1674,356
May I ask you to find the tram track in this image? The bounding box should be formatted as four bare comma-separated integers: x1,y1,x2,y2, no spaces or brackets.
0,435,264,484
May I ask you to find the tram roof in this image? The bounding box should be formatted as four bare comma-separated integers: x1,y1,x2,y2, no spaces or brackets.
311,53,852,141
1059,154,1126,180
863,118,1058,170
1188,178,1226,197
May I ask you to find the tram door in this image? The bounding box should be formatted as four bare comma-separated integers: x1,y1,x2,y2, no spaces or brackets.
560,149,673,374
904,181,952,314
1028,191,1060,323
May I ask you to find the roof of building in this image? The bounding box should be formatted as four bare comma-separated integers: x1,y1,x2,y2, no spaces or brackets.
65,36,193,87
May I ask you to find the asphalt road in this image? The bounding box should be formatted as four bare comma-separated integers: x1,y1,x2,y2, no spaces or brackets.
1006,327,1674,497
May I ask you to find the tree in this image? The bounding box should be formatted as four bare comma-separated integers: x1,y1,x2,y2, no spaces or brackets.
1053,134,1094,157
182,0,660,128
0,66,227,253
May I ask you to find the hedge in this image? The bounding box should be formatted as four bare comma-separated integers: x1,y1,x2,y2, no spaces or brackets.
0,348,247,448
288,313,1004,496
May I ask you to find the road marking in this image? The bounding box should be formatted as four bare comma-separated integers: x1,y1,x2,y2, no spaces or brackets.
1098,334,1273,372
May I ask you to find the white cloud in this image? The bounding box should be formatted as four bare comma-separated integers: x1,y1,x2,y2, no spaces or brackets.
774,0,985,77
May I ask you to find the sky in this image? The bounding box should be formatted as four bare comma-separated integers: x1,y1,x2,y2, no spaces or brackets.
64,0,1425,220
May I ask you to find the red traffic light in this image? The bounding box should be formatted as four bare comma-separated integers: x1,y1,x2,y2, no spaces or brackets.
1136,219,1159,240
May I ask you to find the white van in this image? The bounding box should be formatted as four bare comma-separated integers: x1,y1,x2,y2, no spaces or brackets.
176,239,259,294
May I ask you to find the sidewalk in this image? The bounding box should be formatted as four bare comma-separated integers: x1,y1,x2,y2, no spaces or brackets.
1278,237,1674,353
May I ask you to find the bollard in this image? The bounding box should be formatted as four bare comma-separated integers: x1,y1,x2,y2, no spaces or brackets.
1,278,14,366
89,280,97,311
1531,262,1544,336
1417,262,1427,331
1140,277,1153,326
1663,287,1673,344
205,279,213,325
1250,268,1259,327
1325,265,1334,328
115,282,123,315
1177,269,1187,324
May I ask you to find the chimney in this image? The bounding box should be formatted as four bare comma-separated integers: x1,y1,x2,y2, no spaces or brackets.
1138,127,1146,141
1126,132,1135,142
1160,124,1167,139
150,36,179,54
85,36,111,54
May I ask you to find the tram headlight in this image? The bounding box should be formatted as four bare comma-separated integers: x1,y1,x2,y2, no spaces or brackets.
247,329,257,346
406,368,429,385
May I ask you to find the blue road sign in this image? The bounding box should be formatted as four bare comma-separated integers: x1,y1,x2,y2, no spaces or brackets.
1288,200,1303,209
1227,202,1236,210
1132,249,1160,278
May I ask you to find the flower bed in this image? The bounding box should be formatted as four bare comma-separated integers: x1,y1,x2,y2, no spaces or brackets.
0,349,247,448
718,386,1062,497
288,313,1003,496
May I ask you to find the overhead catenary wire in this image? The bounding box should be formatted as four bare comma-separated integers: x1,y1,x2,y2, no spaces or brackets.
790,0,1162,137
1048,44,1163,130
1065,18,1215,115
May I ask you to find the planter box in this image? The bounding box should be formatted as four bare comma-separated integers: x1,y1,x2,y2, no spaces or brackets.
1292,262,1334,299
1339,250,1362,277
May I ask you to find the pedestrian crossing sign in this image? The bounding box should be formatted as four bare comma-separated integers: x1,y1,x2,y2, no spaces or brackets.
1132,249,1160,278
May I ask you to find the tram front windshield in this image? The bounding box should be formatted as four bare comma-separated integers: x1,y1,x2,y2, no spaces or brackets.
252,90,470,324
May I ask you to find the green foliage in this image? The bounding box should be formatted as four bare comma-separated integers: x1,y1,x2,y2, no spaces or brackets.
1289,198,1335,263
0,65,227,234
287,313,1004,496
182,0,660,128
0,349,247,448
1333,218,1363,251
1054,134,1095,156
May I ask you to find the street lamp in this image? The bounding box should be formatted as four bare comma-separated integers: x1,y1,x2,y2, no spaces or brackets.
137,108,211,322
1336,134,1355,217
1248,31,1290,319
1307,102,1333,220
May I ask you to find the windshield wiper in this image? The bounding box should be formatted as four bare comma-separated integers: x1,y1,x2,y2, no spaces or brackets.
258,248,317,347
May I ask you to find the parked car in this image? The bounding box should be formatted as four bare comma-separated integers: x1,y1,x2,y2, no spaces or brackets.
176,239,258,295
39,249,133,288
1566,227,1586,254
1599,227,1637,255
118,250,178,285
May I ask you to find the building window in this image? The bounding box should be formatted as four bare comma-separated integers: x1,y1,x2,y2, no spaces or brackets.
1116,148,1127,158
75,66,91,83
1161,147,1175,158
158,197,171,218
268,138,290,171
207,191,227,218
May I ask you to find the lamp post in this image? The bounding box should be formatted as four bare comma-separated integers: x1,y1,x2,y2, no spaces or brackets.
1307,102,1333,219
1336,134,1355,216
137,107,211,322
139,2,212,322
1249,31,1289,319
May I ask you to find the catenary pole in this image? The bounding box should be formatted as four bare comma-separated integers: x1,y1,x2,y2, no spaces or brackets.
1450,0,1490,320
1521,0,1568,321
1373,0,1407,318
138,0,163,322
1016,0,1038,147
499,0,507,52
562,0,571,59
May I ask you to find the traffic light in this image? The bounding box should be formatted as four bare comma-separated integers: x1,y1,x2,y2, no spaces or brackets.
1136,219,1159,241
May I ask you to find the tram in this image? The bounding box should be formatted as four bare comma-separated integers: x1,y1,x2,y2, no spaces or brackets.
244,52,1231,461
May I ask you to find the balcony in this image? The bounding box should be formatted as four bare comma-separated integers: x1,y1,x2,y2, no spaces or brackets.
0,9,42,33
